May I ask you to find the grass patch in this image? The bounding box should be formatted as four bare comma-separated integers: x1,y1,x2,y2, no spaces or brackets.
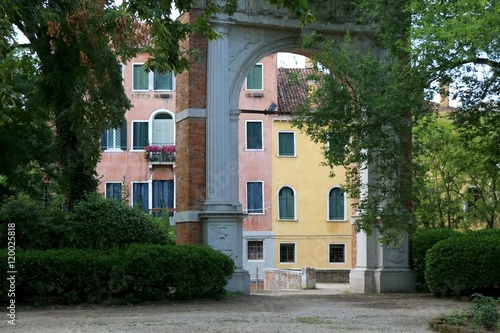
297,316,331,325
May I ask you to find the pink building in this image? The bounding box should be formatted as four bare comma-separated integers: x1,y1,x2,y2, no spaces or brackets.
98,53,294,286
97,52,176,219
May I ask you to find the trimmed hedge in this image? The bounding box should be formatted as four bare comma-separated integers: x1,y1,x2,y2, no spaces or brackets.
64,194,168,250
412,228,460,291
425,232,500,297
1,245,234,305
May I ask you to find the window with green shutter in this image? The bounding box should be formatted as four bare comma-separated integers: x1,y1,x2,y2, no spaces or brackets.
246,121,263,150
278,186,295,220
154,70,173,90
278,132,295,156
133,64,149,90
328,187,345,220
246,64,263,90
132,121,149,150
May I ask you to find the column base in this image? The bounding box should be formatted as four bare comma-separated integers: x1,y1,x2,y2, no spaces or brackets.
226,268,251,295
350,267,415,293
350,268,376,293
374,268,415,293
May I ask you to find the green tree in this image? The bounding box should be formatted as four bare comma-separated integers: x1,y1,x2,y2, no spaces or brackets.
411,0,500,109
293,0,500,236
2,0,314,207
412,115,470,229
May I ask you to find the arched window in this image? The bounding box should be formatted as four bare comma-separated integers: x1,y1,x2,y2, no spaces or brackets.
278,186,295,220
152,113,174,145
328,187,345,221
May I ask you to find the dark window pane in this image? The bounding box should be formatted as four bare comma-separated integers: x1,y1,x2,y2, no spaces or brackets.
247,121,262,150
247,182,263,214
278,132,294,156
279,187,294,219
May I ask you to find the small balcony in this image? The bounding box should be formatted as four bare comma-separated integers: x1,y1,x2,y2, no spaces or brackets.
144,144,176,166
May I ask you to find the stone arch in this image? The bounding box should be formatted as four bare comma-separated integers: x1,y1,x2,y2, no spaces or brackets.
175,0,414,295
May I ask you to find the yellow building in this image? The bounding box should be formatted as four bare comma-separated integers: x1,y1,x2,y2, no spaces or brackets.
272,68,353,270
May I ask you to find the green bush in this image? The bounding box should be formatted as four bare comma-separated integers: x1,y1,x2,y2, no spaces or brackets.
1,248,111,305
411,228,460,291
152,215,176,245
425,232,500,297
1,245,234,305
439,294,500,331
0,194,67,250
115,245,235,302
470,294,500,331
64,193,167,250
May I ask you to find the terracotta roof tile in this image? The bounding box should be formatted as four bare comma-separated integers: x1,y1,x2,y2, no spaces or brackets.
277,68,315,113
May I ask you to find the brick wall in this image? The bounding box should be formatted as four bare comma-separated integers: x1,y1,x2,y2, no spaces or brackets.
175,10,208,245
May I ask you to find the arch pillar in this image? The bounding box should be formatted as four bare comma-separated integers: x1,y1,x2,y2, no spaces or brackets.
199,24,250,294
350,163,415,293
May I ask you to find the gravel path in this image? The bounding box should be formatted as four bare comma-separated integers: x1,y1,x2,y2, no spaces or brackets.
3,284,467,333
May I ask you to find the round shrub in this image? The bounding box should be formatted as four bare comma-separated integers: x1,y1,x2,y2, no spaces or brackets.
412,228,460,291
65,193,167,250
0,194,67,250
425,232,500,297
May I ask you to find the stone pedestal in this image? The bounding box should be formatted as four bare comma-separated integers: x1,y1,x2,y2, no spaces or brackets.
200,210,250,295
350,227,415,293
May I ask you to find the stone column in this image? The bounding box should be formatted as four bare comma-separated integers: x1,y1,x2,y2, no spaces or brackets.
350,162,415,293
200,24,250,295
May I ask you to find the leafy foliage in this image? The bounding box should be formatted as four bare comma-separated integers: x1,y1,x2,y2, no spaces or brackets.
411,0,500,108
65,193,167,250
412,115,470,229
0,194,169,251
425,232,500,297
439,294,500,331
293,32,431,241
0,245,234,305
411,228,460,291
0,194,67,250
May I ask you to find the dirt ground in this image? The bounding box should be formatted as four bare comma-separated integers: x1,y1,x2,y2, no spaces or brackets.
3,284,468,333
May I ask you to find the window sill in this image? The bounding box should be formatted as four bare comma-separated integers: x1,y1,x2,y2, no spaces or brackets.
277,155,297,158
277,219,297,222
326,219,348,223
103,149,123,153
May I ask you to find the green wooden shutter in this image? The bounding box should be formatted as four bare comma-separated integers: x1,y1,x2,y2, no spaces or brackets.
279,187,294,219
154,70,173,90
133,64,149,90
120,121,127,149
247,122,262,149
133,122,149,149
278,132,294,156
329,188,344,220
247,64,263,90
101,130,108,150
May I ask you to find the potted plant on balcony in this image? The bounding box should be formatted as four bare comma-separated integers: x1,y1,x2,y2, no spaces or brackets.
162,145,176,161
144,145,162,161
